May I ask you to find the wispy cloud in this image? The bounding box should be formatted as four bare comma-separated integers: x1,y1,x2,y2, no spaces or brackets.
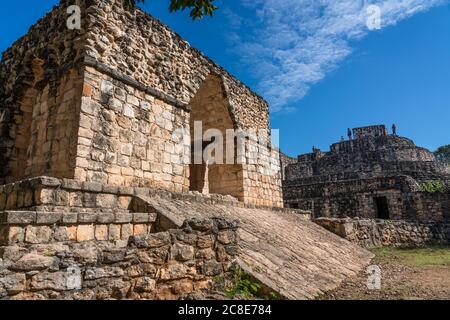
227,0,449,112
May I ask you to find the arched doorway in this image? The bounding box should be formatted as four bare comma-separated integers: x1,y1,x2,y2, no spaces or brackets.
188,74,244,200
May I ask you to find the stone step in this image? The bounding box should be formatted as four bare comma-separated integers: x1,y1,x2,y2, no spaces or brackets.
0,211,159,245
0,211,156,225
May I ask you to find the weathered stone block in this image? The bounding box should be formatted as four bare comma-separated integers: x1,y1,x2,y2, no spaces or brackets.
96,194,117,209
196,248,216,261
133,224,147,236
216,245,228,262
30,272,69,291
217,230,236,245
54,227,70,241
36,212,62,225
77,225,95,242
25,226,52,244
171,279,194,295
66,226,77,241
224,245,239,256
132,212,149,223
102,185,119,194
201,261,223,276
134,277,156,293
35,188,55,205
82,182,103,193
171,243,195,262
119,187,134,196
160,262,195,281
0,273,26,295
80,97,97,116
95,225,108,241
85,267,124,280
102,249,127,264
78,212,98,224
130,232,171,249
185,218,214,232
11,253,55,272
0,193,6,211
0,226,24,245
61,179,83,191
0,211,36,225
6,192,17,210
69,192,83,207
82,193,97,207
197,235,214,249
101,80,114,95
62,212,78,224
117,196,132,209
115,213,132,224
54,190,70,206
121,224,133,240
109,225,121,241
34,177,62,188
97,212,115,224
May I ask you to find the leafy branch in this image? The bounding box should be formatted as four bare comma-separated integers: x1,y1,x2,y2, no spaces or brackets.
124,0,218,19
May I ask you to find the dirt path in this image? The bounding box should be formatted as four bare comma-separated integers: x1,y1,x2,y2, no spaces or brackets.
319,247,450,300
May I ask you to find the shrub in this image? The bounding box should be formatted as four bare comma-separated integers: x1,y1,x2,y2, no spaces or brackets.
421,181,447,194
214,266,262,300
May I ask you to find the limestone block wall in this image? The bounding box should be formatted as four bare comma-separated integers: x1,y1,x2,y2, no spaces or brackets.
243,141,283,207
1,0,284,208
285,135,445,183
0,209,157,246
284,176,450,221
279,152,297,181
84,0,269,132
352,125,387,139
74,66,190,193
18,70,82,181
315,217,450,248
0,1,85,185
0,217,239,300
0,175,240,300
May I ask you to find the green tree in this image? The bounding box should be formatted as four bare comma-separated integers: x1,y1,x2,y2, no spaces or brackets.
435,145,450,164
124,0,218,19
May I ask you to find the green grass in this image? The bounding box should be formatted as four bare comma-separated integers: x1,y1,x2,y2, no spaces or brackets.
371,246,450,268
214,266,262,300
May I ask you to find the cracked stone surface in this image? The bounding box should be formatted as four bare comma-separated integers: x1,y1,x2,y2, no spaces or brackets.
142,196,374,300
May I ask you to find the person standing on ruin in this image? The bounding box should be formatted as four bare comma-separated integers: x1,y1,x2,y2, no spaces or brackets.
392,124,397,136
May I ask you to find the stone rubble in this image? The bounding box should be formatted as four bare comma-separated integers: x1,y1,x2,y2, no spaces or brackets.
315,217,450,248
0,217,238,300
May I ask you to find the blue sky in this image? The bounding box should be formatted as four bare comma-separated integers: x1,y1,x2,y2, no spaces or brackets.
1,0,449,157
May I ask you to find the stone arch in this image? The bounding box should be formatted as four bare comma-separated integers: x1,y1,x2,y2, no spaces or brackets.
4,51,82,183
7,57,45,181
188,74,244,200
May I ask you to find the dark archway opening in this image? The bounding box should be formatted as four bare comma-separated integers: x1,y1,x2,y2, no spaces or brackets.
188,74,244,200
375,196,390,219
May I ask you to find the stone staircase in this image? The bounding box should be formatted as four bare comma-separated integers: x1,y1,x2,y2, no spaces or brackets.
140,196,374,300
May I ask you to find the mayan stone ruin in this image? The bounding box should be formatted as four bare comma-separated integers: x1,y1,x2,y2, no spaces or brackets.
283,125,450,220
0,0,283,208
0,0,375,300
0,0,448,301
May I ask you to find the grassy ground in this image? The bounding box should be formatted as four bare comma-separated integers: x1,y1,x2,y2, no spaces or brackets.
372,246,450,267
319,246,450,300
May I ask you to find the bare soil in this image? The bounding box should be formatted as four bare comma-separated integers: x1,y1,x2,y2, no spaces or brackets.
319,246,450,300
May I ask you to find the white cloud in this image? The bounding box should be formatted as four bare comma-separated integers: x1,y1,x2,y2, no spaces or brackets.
227,0,449,112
